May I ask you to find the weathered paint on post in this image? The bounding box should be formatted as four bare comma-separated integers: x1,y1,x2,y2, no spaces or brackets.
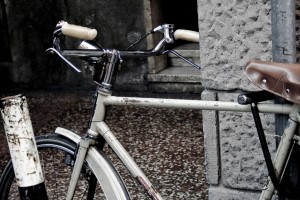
0,95,44,187
271,1,299,199
271,0,296,138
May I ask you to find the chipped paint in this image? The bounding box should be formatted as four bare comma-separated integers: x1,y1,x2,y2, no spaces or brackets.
105,95,293,114
122,97,143,104
137,176,161,200
0,95,44,187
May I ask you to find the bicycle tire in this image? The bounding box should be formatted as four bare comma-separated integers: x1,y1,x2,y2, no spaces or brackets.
0,133,130,199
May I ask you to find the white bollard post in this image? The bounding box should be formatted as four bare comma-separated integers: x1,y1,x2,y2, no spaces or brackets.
0,95,48,199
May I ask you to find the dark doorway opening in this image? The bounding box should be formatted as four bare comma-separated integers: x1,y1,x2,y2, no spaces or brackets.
161,0,198,31
0,0,12,62
160,0,199,49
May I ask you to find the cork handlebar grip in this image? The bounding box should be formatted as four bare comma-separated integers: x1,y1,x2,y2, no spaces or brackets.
174,29,199,42
61,22,97,40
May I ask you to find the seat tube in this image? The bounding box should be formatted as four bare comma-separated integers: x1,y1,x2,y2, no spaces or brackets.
260,104,299,199
0,95,48,200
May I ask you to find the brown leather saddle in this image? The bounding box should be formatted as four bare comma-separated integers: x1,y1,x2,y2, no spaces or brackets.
245,60,300,104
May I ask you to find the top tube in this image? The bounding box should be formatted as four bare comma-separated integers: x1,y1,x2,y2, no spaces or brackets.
100,95,296,115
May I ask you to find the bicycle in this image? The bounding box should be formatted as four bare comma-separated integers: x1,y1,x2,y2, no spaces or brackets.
0,20,299,199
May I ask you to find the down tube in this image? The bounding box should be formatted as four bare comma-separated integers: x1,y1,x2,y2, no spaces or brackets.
96,121,164,200
102,96,294,114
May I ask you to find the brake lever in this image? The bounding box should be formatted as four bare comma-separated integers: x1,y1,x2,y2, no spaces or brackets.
46,48,82,73
152,24,174,43
163,50,201,70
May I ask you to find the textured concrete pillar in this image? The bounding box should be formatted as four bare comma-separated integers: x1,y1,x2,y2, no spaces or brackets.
201,90,276,199
197,0,272,91
198,0,274,198
202,90,220,185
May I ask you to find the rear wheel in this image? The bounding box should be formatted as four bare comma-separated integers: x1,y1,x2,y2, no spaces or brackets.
0,133,130,199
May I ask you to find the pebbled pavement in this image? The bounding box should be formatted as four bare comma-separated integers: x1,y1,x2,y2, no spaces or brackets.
0,90,208,199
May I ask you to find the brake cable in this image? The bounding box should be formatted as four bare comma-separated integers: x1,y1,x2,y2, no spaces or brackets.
162,50,201,70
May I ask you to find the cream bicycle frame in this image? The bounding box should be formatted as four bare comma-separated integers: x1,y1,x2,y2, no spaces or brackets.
80,91,299,200
48,21,300,199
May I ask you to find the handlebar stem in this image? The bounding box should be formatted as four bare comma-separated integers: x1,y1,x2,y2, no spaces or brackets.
98,49,119,94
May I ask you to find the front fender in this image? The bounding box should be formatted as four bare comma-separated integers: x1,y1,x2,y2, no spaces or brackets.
54,127,81,144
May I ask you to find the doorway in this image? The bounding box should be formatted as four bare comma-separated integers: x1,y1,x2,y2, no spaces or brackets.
144,0,200,71
144,0,201,93
160,0,199,49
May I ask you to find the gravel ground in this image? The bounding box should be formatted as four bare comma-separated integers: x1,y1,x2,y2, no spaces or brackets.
0,90,208,199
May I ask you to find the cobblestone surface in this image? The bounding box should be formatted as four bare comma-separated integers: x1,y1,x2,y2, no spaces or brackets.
0,90,208,199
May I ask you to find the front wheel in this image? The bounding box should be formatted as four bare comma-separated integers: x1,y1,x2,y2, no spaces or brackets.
0,133,130,199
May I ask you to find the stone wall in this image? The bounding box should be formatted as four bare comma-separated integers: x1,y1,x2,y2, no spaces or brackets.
198,0,275,199
198,0,271,91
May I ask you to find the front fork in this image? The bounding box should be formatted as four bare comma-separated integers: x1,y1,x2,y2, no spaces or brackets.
67,89,164,199
66,130,97,200
65,88,108,199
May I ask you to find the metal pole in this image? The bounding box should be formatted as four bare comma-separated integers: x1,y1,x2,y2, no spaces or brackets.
271,0,296,64
271,0,296,137
271,0,297,199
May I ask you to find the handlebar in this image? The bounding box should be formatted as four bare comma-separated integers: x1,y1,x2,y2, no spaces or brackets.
60,21,199,43
60,21,98,40
174,29,199,42
51,20,199,56
47,20,200,94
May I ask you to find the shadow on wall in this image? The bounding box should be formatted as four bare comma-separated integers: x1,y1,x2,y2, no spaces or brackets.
0,0,147,92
